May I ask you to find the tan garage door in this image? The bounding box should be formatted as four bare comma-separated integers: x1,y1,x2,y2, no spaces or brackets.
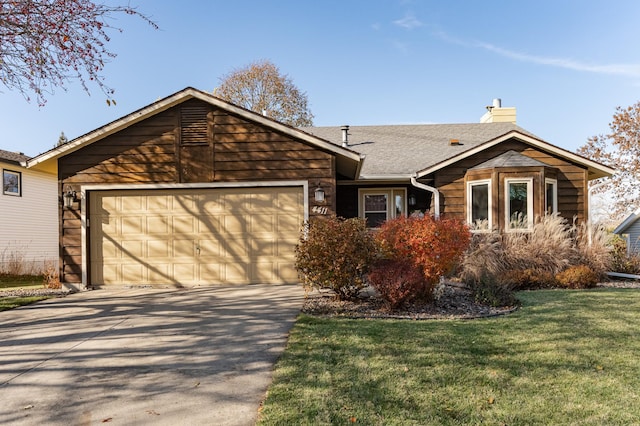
89,186,303,286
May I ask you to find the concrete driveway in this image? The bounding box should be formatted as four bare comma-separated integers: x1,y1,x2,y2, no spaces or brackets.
0,284,304,425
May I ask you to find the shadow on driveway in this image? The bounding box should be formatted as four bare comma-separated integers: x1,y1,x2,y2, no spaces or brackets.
0,284,304,425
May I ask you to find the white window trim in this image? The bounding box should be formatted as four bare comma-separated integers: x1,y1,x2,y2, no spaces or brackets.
466,179,492,232
545,178,558,214
358,188,406,227
505,177,534,231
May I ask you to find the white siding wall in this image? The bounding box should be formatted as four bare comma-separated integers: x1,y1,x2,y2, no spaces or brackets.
0,162,58,274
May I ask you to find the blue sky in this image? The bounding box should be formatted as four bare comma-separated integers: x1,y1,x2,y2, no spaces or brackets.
2,0,640,157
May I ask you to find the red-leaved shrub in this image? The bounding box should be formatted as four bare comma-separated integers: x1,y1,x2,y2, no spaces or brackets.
367,259,429,310
373,215,471,302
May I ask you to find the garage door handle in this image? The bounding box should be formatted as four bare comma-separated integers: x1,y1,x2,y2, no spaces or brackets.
196,244,201,255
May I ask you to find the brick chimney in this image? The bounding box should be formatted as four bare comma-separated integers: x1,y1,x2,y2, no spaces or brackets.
480,98,517,124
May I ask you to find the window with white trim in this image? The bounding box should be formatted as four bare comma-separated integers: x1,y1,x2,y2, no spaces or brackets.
467,180,491,231
359,188,406,227
545,178,558,214
505,178,534,230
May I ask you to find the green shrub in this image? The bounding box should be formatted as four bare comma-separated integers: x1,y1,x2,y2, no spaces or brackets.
367,259,430,310
295,216,377,300
470,274,519,307
555,265,600,289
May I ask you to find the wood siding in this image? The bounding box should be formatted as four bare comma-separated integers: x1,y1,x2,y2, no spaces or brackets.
59,99,336,285
433,140,588,224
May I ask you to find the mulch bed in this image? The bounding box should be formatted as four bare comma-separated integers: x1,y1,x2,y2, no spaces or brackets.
302,280,640,320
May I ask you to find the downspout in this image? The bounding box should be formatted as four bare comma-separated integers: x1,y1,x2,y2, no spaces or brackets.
410,175,440,219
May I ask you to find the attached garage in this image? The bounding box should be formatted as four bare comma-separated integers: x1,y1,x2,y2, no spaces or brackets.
25,88,361,289
89,184,304,286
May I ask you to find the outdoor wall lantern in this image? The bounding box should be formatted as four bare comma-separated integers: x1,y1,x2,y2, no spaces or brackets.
314,184,325,203
408,193,417,207
63,188,76,209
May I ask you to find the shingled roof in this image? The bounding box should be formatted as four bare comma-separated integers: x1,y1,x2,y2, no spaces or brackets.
0,149,30,165
306,122,538,177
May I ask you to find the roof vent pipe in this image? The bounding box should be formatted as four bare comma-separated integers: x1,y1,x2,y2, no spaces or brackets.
492,98,502,108
341,125,350,147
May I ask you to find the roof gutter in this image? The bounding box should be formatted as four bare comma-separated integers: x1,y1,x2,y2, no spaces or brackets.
411,175,440,219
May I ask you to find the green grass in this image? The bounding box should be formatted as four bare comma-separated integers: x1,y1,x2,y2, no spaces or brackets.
0,273,43,289
0,296,50,311
0,274,50,310
258,289,640,425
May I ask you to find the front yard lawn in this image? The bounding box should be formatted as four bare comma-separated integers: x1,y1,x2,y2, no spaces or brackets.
0,274,43,289
258,289,640,425
0,296,50,311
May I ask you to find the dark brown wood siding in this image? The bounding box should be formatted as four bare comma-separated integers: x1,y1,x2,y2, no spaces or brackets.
58,99,337,285
433,139,588,225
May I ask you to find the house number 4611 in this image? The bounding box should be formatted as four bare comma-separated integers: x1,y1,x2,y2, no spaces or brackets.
312,205,329,215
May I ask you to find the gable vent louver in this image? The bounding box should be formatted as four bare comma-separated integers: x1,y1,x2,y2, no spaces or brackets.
180,103,210,144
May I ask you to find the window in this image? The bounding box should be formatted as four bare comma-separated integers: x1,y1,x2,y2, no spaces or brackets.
467,180,491,230
505,178,533,230
545,178,558,214
359,188,406,227
3,169,21,196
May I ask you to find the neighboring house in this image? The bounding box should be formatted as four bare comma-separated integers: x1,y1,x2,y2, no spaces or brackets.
0,149,58,274
613,208,640,255
26,88,614,289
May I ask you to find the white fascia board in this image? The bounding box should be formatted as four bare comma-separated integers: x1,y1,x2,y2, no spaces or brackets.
416,131,616,179
358,174,414,180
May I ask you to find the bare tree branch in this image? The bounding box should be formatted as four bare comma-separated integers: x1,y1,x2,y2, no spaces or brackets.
0,0,157,105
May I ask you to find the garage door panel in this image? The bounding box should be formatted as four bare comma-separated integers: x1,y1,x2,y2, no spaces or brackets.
147,195,170,211
122,216,144,235
90,186,303,286
250,238,275,257
174,263,196,282
277,191,302,211
198,192,224,213
147,216,170,234
251,215,274,233
198,216,221,233
147,240,170,258
171,194,197,212
224,215,249,233
250,192,277,210
198,238,221,257
122,264,144,283
223,239,247,257
277,214,302,232
148,264,170,283
122,240,144,258
277,263,299,281
251,262,274,282
121,195,145,212
173,239,196,258
225,263,249,282
172,216,197,234
99,240,120,260
199,263,222,281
